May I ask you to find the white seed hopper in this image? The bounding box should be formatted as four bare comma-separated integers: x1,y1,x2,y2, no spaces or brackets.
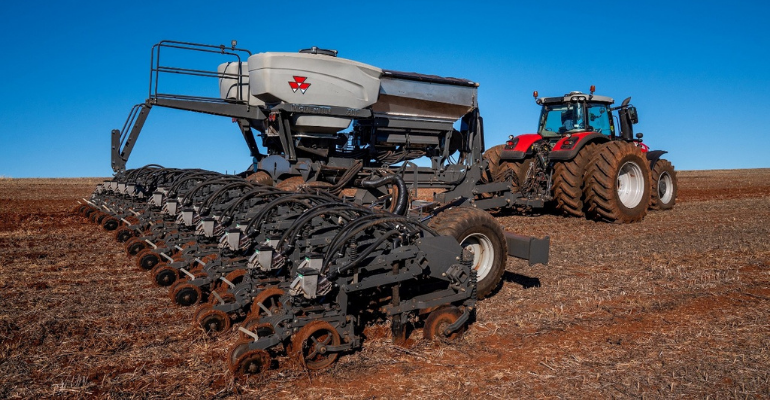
247,50,478,133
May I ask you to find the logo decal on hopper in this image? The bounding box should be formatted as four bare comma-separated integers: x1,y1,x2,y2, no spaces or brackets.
289,76,311,94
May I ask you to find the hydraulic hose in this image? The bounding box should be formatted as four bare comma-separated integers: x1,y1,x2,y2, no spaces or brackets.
360,173,409,216
327,229,402,279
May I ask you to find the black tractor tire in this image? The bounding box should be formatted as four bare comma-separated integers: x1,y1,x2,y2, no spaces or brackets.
482,144,533,190
552,143,597,218
585,142,652,223
650,158,677,210
246,171,274,186
275,176,304,192
482,144,507,183
428,207,507,298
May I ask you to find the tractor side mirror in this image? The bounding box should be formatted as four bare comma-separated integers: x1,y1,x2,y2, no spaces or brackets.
628,106,639,124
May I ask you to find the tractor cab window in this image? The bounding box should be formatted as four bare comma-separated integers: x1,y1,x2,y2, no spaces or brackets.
538,103,585,137
587,103,612,136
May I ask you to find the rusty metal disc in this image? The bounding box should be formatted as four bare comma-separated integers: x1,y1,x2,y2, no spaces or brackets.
135,249,160,271
102,217,119,231
220,269,247,291
171,283,202,307
201,253,219,263
95,213,108,224
197,307,232,335
228,341,271,376
246,171,274,186
248,287,285,318
192,304,213,326
291,320,341,371
207,289,235,305
152,264,178,287
423,306,465,341
239,317,274,341
114,227,135,243
126,240,147,257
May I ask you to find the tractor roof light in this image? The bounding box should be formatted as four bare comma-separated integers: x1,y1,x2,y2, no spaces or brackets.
590,85,596,94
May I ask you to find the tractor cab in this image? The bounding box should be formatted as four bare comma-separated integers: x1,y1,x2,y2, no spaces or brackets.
534,87,642,143
535,90,616,140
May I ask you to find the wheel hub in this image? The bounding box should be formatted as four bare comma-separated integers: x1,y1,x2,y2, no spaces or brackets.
658,171,673,203
461,233,494,281
617,161,645,208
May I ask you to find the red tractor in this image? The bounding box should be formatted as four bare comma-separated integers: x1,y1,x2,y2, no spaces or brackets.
486,87,676,223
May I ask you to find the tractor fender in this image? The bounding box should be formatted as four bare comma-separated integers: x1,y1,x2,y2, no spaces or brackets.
549,132,609,161
646,150,668,169
501,133,543,160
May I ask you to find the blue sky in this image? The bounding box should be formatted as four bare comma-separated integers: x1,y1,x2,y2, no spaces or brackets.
1,0,768,177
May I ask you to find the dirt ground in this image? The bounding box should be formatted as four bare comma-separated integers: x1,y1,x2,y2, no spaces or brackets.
1,170,768,399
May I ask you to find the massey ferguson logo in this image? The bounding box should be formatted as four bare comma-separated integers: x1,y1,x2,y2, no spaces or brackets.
289,76,311,94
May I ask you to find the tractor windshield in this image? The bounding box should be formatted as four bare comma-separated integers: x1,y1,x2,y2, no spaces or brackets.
538,103,586,137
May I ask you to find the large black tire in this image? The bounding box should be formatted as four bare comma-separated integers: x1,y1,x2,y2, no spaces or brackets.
482,144,507,183
552,143,597,218
650,159,677,210
585,142,652,223
482,144,532,189
428,207,507,298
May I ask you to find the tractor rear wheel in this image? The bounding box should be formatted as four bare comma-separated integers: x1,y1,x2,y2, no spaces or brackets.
650,159,677,210
552,143,597,218
482,144,532,190
585,142,651,223
428,207,507,298
482,144,507,183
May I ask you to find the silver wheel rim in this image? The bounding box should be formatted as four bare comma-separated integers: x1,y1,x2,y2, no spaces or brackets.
658,171,673,203
461,233,494,282
617,161,645,208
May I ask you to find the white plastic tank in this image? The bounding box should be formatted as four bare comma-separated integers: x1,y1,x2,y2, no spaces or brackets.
218,62,264,106
248,50,382,133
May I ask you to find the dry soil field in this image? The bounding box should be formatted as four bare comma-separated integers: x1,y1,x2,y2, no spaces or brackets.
1,170,769,398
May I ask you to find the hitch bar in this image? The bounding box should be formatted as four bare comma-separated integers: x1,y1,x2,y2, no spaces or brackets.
505,232,550,266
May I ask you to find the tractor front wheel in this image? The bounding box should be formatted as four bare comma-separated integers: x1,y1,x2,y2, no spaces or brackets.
552,143,597,218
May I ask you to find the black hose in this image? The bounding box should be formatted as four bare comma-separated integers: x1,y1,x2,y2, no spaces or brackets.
277,204,367,251
323,215,435,269
200,181,254,211
327,229,402,279
244,193,330,234
219,187,283,220
360,173,409,216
